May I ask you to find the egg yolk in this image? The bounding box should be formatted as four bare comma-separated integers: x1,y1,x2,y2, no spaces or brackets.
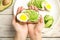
46,4,51,10
19,14,28,21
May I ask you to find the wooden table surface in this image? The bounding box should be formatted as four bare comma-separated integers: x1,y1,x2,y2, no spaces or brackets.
0,0,60,40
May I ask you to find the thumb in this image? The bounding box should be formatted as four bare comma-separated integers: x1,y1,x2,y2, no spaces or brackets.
39,15,44,23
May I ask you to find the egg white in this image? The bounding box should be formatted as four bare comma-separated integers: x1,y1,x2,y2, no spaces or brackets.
17,13,29,22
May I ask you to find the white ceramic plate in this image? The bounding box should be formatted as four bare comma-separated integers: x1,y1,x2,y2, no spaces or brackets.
14,0,60,35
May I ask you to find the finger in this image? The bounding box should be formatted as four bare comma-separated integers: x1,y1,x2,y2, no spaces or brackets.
29,5,34,10
35,15,44,32
37,15,44,27
17,7,21,14
17,6,24,14
29,6,31,9
31,5,35,10
39,15,44,28
20,6,25,12
39,15,44,23
34,6,38,11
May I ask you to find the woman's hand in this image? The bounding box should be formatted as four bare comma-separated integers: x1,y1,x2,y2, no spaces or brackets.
12,7,28,40
28,16,44,40
28,5,44,40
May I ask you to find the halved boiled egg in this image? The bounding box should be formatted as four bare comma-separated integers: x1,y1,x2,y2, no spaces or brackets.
45,3,52,11
17,13,29,22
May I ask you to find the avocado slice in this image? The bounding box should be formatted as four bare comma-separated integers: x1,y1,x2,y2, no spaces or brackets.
44,15,54,28
22,10,39,22
45,20,53,28
0,0,13,12
28,0,45,9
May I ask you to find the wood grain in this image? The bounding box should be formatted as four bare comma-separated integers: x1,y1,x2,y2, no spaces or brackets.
0,15,12,25
0,38,60,40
